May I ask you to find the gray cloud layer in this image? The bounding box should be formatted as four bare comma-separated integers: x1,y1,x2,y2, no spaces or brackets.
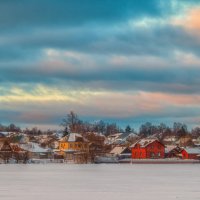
1,0,200,128
0,0,163,29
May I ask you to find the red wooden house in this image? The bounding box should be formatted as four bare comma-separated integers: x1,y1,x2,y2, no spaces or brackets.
131,139,165,159
181,148,200,159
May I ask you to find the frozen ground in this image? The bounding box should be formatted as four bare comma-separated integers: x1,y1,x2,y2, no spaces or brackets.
0,164,199,200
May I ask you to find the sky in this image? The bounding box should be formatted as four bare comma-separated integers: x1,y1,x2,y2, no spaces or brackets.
1,0,200,130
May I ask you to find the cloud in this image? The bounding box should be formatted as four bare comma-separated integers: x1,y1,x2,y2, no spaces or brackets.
0,0,164,30
2,19,200,66
1,48,200,96
1,86,200,129
174,7,200,32
1,0,200,129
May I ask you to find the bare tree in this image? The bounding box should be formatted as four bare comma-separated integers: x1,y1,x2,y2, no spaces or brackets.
61,111,81,133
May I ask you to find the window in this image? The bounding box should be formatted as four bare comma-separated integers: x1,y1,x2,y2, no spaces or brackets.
150,152,154,158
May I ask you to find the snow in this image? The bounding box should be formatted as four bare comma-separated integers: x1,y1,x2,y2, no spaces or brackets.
62,133,88,142
68,133,82,142
110,146,127,154
184,148,200,154
20,142,48,153
0,131,11,136
130,138,159,148
0,164,199,200
165,145,177,153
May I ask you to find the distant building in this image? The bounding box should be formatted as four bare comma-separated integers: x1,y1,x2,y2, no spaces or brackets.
131,139,165,159
165,145,183,158
105,133,122,145
181,148,200,160
116,132,138,145
162,136,176,145
0,132,10,138
59,133,89,152
192,136,200,147
20,142,51,159
176,135,194,147
59,133,89,163
110,146,131,160
105,132,138,145
110,146,130,154
0,140,13,162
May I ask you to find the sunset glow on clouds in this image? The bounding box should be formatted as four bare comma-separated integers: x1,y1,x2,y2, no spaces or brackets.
0,0,200,129
174,7,200,32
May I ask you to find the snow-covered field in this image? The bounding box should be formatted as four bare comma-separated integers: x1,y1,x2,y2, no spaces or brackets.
0,164,199,200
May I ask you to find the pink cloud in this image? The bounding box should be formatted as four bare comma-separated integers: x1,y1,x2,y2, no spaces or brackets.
109,55,168,69
174,7,200,36
185,8,200,31
143,92,200,106
2,89,200,122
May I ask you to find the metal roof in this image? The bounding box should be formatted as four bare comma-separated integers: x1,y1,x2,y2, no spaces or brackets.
110,146,128,155
183,148,200,154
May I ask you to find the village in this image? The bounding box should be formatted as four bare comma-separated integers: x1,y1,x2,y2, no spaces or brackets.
0,119,200,164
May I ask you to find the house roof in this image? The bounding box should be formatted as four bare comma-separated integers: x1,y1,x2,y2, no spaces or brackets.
60,133,88,143
0,142,4,149
0,132,10,137
182,148,200,154
163,136,176,142
165,145,177,153
107,133,122,138
20,142,49,153
130,138,163,148
110,146,129,155
68,133,82,142
0,141,13,152
119,132,136,140
119,132,130,140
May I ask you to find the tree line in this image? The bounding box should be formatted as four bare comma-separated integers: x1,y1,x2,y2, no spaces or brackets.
0,124,53,136
1,111,200,138
61,111,200,139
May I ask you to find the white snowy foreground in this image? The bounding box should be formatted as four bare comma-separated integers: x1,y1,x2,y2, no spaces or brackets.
0,164,199,200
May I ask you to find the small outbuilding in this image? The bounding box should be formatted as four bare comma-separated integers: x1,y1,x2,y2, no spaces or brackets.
181,148,200,160
110,145,131,154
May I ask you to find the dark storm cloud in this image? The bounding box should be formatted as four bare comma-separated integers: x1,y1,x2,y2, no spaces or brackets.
1,23,200,64
0,0,200,63
0,0,162,30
